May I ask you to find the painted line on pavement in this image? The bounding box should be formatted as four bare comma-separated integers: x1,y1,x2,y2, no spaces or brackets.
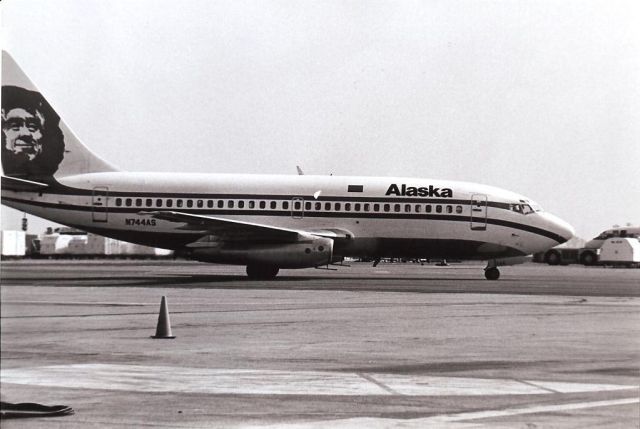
356,372,401,395
1,364,635,397
245,397,640,428
435,397,640,423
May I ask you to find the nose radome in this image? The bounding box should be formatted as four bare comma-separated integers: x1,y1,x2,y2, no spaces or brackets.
545,213,575,243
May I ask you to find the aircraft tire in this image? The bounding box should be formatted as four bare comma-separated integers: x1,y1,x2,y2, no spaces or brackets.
580,251,596,266
246,264,279,280
546,250,561,266
484,267,500,280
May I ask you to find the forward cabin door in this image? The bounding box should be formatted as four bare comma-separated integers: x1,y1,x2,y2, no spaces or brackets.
470,193,487,231
91,186,109,222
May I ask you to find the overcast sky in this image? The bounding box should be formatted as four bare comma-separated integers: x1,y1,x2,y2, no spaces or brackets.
1,0,639,239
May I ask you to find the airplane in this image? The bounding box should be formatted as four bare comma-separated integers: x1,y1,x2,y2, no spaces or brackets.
1,51,574,280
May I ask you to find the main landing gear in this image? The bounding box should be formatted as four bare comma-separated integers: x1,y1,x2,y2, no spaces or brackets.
484,267,500,280
246,264,280,280
484,259,500,280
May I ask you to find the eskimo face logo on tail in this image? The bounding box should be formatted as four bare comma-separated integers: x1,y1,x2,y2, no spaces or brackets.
2,85,65,178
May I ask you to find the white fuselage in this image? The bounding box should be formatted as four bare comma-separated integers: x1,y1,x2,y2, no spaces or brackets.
2,172,573,261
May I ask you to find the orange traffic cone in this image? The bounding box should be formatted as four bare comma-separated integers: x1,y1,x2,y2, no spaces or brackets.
151,296,176,339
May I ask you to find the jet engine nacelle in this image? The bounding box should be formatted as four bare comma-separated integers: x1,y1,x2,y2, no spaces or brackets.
190,235,334,268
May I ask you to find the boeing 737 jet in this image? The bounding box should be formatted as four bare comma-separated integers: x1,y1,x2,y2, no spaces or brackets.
1,52,574,280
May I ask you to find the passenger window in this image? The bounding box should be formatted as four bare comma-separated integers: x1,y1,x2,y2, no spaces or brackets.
384,204,390,212
282,201,289,210
207,200,214,208
228,200,234,208
197,200,204,208
415,205,421,213
456,205,462,214
136,198,142,207
394,204,401,213
335,203,341,211
305,202,311,210
177,200,183,208
374,203,380,212
315,202,322,210
345,203,351,211
116,198,122,207
405,204,411,212
364,203,370,212
156,199,163,207
166,199,173,208
325,202,331,210
436,205,442,213
260,201,266,209
238,201,245,209
249,201,255,209
294,201,301,210
355,203,361,211
186,200,193,208
218,200,224,208
270,201,276,209
446,205,452,213
425,205,431,213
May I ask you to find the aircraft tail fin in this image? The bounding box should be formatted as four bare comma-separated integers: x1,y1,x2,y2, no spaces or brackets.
1,51,117,181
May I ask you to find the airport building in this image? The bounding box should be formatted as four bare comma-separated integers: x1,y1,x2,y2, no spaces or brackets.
1,228,171,258
0,230,27,257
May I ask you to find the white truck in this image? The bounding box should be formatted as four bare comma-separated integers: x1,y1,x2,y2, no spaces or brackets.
598,238,640,267
543,226,640,266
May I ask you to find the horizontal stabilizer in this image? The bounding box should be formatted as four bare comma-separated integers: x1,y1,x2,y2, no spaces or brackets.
1,175,49,191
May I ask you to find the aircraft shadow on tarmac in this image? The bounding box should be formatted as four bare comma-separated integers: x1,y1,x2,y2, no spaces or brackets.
5,273,639,297
2,273,485,285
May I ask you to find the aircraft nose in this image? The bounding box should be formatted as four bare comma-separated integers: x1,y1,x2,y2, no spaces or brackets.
544,213,575,244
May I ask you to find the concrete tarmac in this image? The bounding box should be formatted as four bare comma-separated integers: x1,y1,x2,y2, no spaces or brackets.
1,260,639,428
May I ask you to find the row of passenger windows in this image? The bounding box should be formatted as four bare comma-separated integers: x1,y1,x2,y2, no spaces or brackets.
113,197,466,214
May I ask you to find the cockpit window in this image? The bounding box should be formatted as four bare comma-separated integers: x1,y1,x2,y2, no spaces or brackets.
511,200,543,215
521,204,535,215
529,202,543,212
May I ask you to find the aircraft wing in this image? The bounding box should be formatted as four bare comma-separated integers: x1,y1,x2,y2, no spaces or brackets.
2,176,49,192
141,211,306,243
141,211,353,244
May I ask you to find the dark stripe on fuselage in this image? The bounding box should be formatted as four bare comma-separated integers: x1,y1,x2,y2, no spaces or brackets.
2,194,566,243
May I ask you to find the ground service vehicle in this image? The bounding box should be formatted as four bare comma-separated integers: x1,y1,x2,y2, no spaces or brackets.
543,226,640,266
